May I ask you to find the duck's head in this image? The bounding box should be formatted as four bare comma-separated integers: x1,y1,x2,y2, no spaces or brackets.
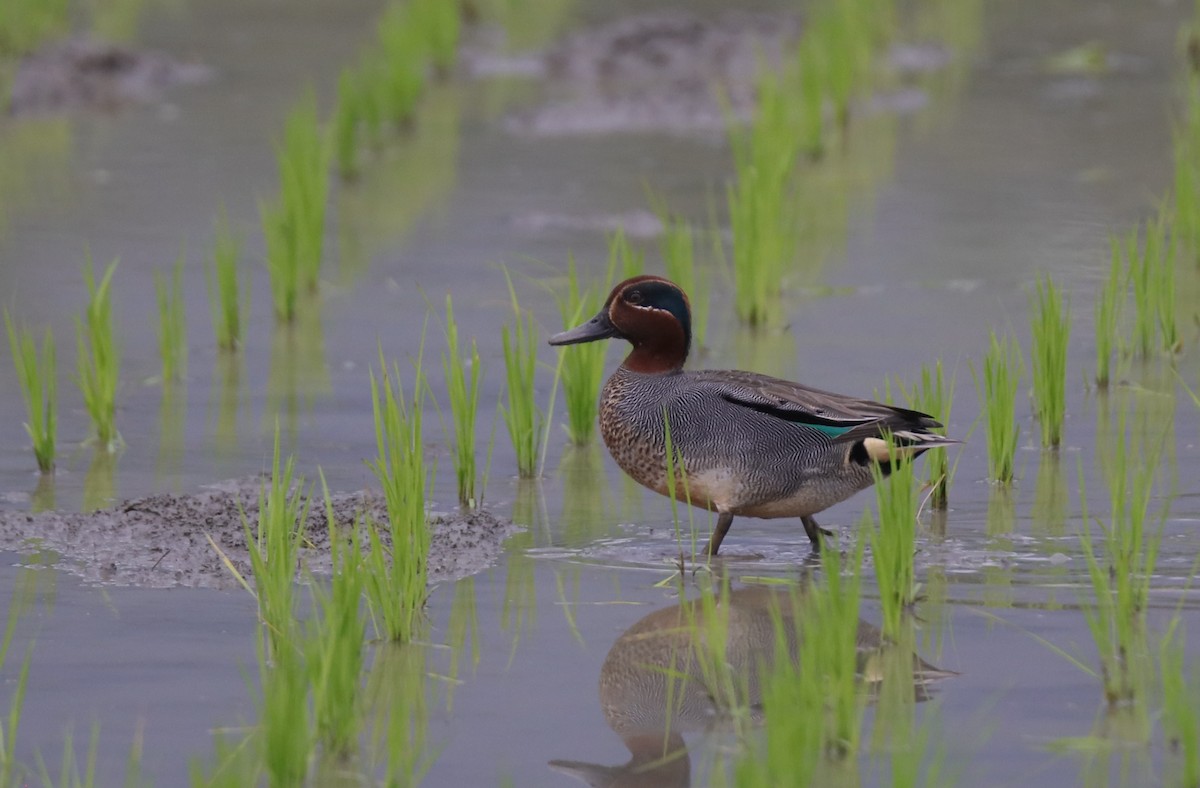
549,275,692,372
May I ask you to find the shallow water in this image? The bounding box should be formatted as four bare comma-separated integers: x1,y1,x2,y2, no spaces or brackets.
2,0,1200,785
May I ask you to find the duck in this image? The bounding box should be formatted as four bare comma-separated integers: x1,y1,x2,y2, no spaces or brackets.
548,275,957,556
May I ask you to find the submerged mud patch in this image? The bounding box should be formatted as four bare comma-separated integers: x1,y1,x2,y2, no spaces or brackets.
8,36,211,117
0,478,517,589
480,11,801,137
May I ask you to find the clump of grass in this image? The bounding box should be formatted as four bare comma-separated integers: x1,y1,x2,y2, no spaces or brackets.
972,332,1021,484
500,272,542,478
333,69,363,180
441,294,482,508
1122,215,1180,358
374,3,429,126
1160,621,1200,787
261,93,331,322
608,227,643,280
4,312,56,473
367,350,432,643
239,427,310,659
155,252,188,384
1094,237,1124,388
0,0,68,57
410,0,461,75
898,361,955,510
557,256,609,445
1029,274,1070,449
75,258,121,451
658,211,709,350
1076,410,1165,706
870,444,920,641
207,209,245,352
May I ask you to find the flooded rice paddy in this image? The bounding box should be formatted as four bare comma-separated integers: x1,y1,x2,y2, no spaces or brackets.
1,0,1200,785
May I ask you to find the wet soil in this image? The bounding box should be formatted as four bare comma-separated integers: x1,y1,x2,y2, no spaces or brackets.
7,36,210,117
0,478,516,588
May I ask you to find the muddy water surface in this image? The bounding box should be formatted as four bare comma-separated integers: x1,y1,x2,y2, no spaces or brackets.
1,0,1200,785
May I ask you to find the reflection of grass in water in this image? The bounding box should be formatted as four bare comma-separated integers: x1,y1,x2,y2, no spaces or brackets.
260,93,330,322
1032,451,1068,537
556,443,613,544
155,384,185,489
1029,275,1069,449
209,352,242,460
0,584,33,787
502,481,541,661
76,259,122,452
870,445,919,641
972,331,1021,484
155,251,188,385
5,312,56,473
366,639,434,784
30,473,56,513
1077,406,1167,708
82,447,117,512
206,208,245,352
733,541,866,785
1160,621,1200,787
336,87,461,281
982,488,1014,610
264,298,330,441
367,351,432,644
444,577,480,708
556,256,610,446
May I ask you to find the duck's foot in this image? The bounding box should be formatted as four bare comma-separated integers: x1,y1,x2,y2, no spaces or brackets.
802,515,832,551
703,512,735,557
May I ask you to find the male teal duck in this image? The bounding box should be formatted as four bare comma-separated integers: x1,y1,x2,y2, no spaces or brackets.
549,275,958,556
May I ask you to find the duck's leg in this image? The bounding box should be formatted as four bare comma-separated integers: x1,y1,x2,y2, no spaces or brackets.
703,512,735,557
801,515,834,551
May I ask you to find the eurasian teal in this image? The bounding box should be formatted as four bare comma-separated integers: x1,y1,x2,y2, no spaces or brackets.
549,275,957,556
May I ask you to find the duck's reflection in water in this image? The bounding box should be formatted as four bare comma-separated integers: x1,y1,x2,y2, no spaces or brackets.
549,585,953,787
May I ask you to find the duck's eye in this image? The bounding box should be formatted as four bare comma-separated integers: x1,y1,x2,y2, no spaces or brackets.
626,290,643,305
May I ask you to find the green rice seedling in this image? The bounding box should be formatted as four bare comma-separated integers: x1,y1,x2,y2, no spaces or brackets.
410,0,461,75
1160,622,1200,787
1094,237,1124,388
734,540,867,786
1124,214,1180,358
4,312,56,473
155,252,188,384
1029,274,1070,449
366,349,432,643
441,294,482,507
304,473,366,760
869,443,920,641
556,256,609,445
75,258,121,451
608,227,643,280
34,723,101,788
971,332,1021,484
897,361,955,510
0,0,68,56
206,208,245,352
261,93,331,322
375,4,429,126
658,211,710,350
1076,410,1166,706
723,65,800,328
239,427,310,659
500,272,542,477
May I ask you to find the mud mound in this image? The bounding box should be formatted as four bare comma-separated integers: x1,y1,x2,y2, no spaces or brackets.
0,478,517,589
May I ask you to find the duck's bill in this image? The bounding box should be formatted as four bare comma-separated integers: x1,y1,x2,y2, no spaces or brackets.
548,310,617,346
